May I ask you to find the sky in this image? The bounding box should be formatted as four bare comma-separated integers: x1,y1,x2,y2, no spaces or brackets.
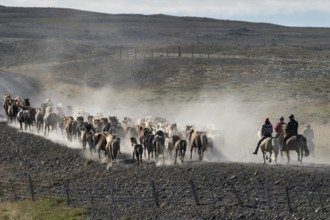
1,0,330,28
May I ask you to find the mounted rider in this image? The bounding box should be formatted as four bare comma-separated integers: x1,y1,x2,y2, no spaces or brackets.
253,118,273,155
303,124,314,142
303,124,314,155
274,116,286,139
45,97,54,111
282,114,298,151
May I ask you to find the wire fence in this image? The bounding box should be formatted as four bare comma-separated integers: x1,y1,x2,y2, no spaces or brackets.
1,174,329,219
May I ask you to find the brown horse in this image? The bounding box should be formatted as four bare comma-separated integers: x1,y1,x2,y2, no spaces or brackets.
174,139,187,164
278,127,309,164
130,137,143,166
186,125,207,161
137,125,153,158
106,135,120,165
64,116,75,142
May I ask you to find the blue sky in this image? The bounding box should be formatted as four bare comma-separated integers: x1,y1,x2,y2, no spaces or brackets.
1,0,330,28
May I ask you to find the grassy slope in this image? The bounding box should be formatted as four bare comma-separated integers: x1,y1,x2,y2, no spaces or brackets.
0,198,87,220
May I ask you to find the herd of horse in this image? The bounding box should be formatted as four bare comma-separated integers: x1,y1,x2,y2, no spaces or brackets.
2,94,215,167
2,93,311,166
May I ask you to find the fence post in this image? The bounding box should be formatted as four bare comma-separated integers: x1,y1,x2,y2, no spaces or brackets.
9,179,17,200
90,186,94,207
285,186,293,213
150,181,159,207
178,46,181,57
229,182,243,207
306,192,312,209
189,179,200,206
29,175,35,201
66,179,70,205
48,180,52,199
318,191,325,214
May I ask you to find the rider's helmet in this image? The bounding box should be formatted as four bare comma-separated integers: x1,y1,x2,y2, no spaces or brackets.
279,116,284,122
306,124,311,128
289,114,294,120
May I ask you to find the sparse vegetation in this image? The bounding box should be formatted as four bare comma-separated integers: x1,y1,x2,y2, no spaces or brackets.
0,198,88,220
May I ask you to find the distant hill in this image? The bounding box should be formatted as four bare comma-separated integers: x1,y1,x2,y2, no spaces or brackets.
2,6,330,123
1,5,330,48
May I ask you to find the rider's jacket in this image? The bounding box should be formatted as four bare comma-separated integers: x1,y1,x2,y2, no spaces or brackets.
286,119,298,135
275,122,286,134
261,123,273,136
303,128,314,141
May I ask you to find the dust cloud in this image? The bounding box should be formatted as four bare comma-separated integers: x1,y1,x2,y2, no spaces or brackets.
6,80,330,167
37,86,262,163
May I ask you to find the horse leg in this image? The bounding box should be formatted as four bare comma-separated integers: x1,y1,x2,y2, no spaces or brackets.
286,151,290,165
269,151,272,163
298,148,303,164
262,152,266,164
174,149,178,164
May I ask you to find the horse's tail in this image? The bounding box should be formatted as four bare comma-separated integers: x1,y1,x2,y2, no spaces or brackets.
300,135,310,157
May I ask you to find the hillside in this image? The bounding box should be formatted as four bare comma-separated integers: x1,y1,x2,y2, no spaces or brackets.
1,5,330,124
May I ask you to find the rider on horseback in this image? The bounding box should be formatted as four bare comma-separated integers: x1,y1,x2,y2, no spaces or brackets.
282,114,298,151
253,118,273,155
303,124,314,155
274,116,286,139
303,124,314,141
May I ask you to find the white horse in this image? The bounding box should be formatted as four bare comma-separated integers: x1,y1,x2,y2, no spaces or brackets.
257,131,279,164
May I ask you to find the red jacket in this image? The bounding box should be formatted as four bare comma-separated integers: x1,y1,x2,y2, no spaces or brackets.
275,122,286,134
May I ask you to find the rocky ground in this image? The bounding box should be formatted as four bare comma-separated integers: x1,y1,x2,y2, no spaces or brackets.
0,122,329,219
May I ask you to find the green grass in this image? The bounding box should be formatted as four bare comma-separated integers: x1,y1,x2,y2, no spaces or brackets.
0,198,88,220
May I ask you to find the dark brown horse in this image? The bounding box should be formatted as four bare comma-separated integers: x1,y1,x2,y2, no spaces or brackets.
278,127,309,164
153,130,166,160
137,125,153,158
130,137,143,166
174,139,187,164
